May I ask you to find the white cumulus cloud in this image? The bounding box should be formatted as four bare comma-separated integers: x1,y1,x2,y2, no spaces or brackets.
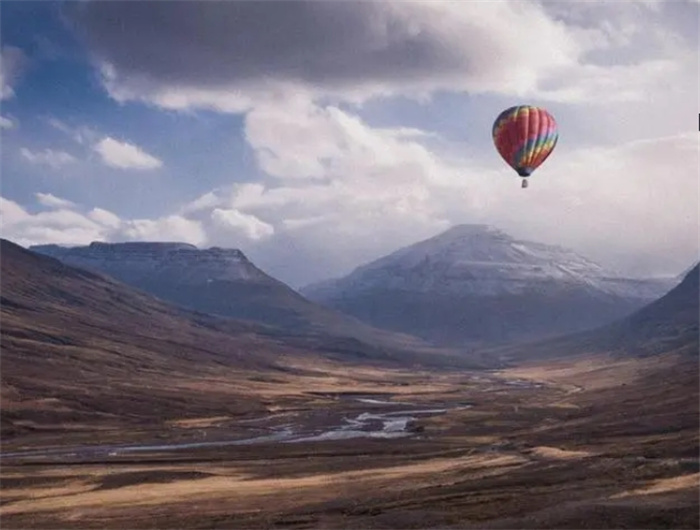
1,196,31,226
210,208,274,241
94,137,163,170
0,199,108,248
116,215,205,245
88,207,122,229
1,197,205,250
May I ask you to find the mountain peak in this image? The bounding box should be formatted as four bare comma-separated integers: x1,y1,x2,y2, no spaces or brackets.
307,225,679,300
302,225,678,346
353,224,603,285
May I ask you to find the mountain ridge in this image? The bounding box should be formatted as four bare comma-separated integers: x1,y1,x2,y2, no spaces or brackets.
301,224,677,346
29,240,433,352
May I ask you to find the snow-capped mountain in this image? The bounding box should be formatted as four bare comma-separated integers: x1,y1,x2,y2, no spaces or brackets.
305,225,671,298
28,241,428,350
302,225,678,346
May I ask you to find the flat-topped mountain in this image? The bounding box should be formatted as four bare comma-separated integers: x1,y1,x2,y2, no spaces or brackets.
29,241,430,351
31,242,268,283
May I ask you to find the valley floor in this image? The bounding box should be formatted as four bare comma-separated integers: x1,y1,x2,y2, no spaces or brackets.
1,354,698,529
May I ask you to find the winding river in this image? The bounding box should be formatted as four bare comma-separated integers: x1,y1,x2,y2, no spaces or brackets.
0,397,473,461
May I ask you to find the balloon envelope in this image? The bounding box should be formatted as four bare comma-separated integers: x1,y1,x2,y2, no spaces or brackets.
492,106,558,178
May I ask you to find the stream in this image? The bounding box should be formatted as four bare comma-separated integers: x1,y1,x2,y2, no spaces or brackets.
0,397,473,461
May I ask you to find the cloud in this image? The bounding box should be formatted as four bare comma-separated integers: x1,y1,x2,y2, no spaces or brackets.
36,192,77,209
4,105,696,286
4,2,695,287
0,46,26,100
180,191,220,216
113,216,205,245
0,115,15,129
474,132,699,278
1,196,206,249
93,136,163,170
66,1,686,110
181,102,496,282
88,207,121,229
0,196,31,225
244,99,458,187
20,148,77,168
0,199,108,248
6,89,695,286
210,208,274,241
181,101,698,286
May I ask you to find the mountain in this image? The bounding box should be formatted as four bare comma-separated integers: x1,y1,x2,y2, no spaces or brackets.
598,263,699,356
302,224,677,347
0,239,285,437
29,241,429,352
499,264,698,362
1,239,475,439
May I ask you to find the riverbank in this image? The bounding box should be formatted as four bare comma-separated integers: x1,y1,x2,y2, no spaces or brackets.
2,356,697,529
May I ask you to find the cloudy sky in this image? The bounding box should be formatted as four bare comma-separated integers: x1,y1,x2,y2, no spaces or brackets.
1,1,698,287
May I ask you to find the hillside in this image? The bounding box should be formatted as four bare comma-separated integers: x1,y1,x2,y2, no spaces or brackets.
494,264,699,363
30,241,429,351
0,240,471,441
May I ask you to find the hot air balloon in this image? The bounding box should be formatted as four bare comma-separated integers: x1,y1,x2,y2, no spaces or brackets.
492,105,558,188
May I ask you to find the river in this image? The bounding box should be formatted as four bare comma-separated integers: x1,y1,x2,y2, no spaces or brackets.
0,397,473,461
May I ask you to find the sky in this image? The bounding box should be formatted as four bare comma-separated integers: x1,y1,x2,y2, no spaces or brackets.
1,0,698,288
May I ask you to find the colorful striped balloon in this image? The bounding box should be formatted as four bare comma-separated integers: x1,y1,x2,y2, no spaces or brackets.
492,105,558,186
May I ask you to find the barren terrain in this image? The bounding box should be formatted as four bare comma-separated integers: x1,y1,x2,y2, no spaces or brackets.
2,354,698,529
1,241,697,529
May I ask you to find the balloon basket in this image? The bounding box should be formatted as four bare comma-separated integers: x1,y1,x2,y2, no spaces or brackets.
521,179,529,189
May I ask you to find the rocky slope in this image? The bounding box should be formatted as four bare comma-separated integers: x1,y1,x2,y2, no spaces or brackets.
302,225,677,346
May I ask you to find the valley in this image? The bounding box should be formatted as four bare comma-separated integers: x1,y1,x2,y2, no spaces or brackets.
1,240,697,529
3,3,698,528
2,354,697,529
